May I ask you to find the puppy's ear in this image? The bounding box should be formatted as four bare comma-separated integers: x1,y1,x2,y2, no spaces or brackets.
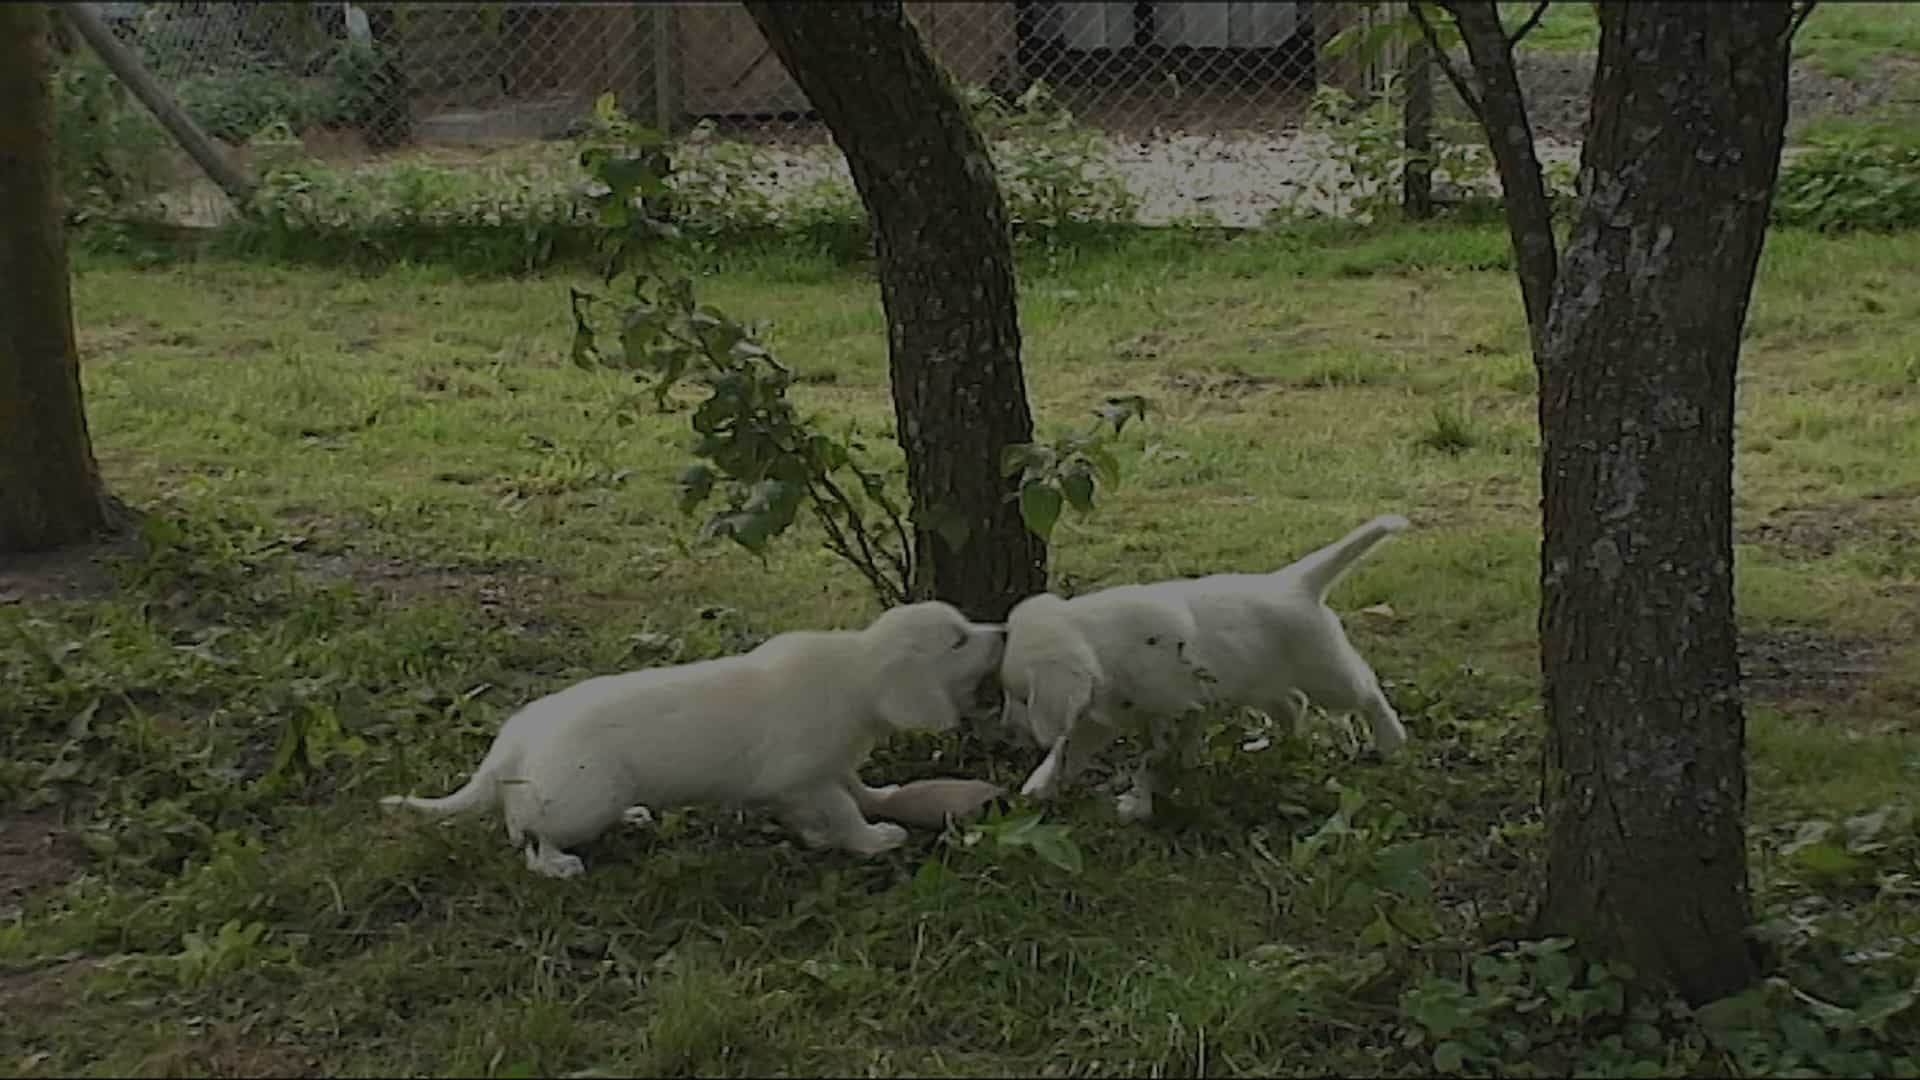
875,672,959,733
1027,668,1093,748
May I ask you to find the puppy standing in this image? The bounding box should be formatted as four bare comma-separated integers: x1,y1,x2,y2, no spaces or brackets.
1001,513,1411,821
382,601,1005,878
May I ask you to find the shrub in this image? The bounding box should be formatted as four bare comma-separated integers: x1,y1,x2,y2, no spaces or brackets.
1774,139,1920,233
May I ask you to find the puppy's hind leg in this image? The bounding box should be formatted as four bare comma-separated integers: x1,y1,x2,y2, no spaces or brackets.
1303,658,1406,758
842,776,901,819
777,783,909,857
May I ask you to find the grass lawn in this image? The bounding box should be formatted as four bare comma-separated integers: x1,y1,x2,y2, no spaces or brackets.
3,220,1917,1076
1502,1,1920,75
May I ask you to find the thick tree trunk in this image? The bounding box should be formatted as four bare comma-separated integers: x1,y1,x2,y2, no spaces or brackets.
0,3,119,554
743,1,1047,621
1535,2,1793,1004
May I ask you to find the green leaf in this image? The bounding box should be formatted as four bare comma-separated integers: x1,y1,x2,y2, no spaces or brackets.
915,501,973,554
1098,393,1150,431
1433,1039,1469,1073
1028,827,1084,875
1019,483,1064,541
1374,840,1434,897
1001,442,1045,478
1060,470,1095,512
995,811,1044,845
1086,443,1123,489
1787,840,1866,881
675,463,715,514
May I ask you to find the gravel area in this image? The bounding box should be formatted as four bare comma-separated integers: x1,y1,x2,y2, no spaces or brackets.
143,48,1914,232
717,130,1583,228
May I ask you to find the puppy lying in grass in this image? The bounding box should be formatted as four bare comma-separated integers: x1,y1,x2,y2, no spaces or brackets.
382,601,1006,878
1000,513,1411,822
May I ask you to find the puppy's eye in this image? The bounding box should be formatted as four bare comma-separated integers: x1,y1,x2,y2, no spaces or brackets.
951,632,970,650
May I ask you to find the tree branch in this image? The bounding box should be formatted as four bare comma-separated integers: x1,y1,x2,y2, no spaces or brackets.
1440,1,1558,354
811,474,909,605
1410,2,1485,127
1505,1,1551,48
1786,1,1818,44
812,487,905,607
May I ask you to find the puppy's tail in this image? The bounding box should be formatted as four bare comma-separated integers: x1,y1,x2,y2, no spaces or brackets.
379,736,515,823
1286,513,1411,602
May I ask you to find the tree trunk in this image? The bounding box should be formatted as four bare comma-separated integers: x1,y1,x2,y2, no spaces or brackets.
743,1,1047,621
0,3,119,554
1401,2,1434,220
1535,2,1793,1004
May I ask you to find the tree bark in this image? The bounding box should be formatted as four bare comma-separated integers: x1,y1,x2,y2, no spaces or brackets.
0,3,120,554
1401,2,1434,220
1534,2,1793,1004
743,1,1047,621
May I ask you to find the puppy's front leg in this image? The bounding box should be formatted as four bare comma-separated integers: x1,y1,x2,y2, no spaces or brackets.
1020,722,1119,800
777,783,909,857
523,835,587,879
1116,713,1187,824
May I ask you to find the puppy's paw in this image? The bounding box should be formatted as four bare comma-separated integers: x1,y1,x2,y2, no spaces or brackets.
1114,790,1155,824
1371,717,1408,758
621,805,655,829
846,822,910,856
525,846,586,879
1020,736,1069,799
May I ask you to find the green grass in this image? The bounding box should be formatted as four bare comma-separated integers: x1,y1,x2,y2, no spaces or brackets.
4,221,1919,1076
1500,1,1598,53
1507,1,1920,81
1793,1,1920,79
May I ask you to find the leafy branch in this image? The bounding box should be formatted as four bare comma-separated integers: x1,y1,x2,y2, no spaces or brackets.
1001,395,1148,541
566,95,1150,606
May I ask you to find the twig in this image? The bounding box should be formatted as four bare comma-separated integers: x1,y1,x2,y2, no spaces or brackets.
872,488,915,588
1505,1,1550,48
807,484,890,603
1413,3,1486,127
1440,0,1559,352
810,475,908,605
1787,1,1818,44
812,474,886,587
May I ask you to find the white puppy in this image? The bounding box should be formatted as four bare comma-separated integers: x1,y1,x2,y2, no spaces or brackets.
1000,513,1411,821
381,601,1006,878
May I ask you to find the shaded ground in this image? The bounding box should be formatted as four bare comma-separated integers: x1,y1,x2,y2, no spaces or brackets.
0,533,139,607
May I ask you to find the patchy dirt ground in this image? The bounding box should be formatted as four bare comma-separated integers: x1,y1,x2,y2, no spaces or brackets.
1487,50,1920,144
1740,622,1894,708
0,533,138,607
0,813,84,924
1741,495,1919,561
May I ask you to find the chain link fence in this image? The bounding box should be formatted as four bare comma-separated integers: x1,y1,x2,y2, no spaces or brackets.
91,1,1440,228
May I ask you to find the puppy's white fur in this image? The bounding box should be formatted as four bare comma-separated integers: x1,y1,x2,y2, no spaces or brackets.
1000,514,1411,821
381,601,1005,878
